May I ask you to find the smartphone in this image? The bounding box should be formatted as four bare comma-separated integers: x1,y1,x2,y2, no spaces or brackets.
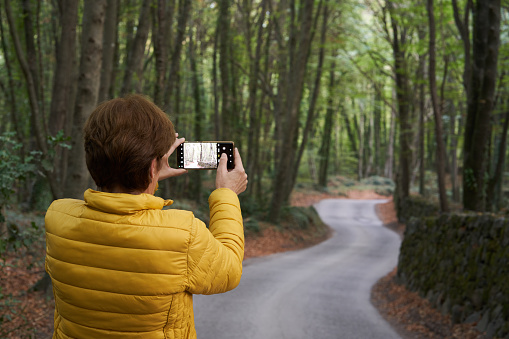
176,141,235,170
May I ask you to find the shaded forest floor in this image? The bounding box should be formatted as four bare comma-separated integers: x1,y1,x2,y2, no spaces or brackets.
0,183,490,338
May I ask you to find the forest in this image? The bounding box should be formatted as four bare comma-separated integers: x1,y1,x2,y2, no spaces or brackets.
0,0,508,226
0,0,509,336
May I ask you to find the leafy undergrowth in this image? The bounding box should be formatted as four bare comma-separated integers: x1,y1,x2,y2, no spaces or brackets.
0,211,53,338
373,199,490,339
0,255,54,338
372,268,488,339
244,216,331,258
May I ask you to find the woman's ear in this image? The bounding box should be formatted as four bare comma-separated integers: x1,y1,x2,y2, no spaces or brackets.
150,158,158,179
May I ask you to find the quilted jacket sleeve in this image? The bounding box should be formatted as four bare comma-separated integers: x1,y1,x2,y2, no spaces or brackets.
186,188,244,295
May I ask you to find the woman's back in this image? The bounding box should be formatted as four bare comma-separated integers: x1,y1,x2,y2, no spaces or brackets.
45,188,244,339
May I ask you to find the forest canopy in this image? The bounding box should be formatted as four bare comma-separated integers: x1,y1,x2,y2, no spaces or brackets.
0,0,508,221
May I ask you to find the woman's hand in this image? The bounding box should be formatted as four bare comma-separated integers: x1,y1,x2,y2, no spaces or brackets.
215,148,248,195
158,133,188,181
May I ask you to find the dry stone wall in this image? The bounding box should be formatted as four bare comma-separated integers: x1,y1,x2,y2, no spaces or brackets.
397,212,509,338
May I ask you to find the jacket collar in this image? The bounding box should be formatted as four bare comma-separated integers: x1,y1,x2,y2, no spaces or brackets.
84,189,173,215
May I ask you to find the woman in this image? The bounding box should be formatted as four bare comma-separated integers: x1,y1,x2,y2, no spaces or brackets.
45,94,247,338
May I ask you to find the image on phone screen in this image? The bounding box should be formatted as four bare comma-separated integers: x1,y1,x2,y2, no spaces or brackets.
177,142,234,170
183,142,217,169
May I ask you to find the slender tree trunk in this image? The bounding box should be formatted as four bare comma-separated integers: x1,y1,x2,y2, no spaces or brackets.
4,0,48,155
357,110,364,181
22,0,42,108
228,32,241,148
486,108,509,210
418,63,426,196
98,0,118,103
153,0,175,107
449,103,461,202
388,1,412,202
163,0,191,112
212,24,220,140
246,0,267,194
318,62,336,189
189,25,202,203
64,0,107,198
46,0,79,199
385,93,396,179
291,1,327,190
121,0,151,95
427,0,448,212
452,0,472,96
341,109,358,155
268,0,315,221
374,86,382,175
462,0,501,211
218,0,233,139
0,6,23,149
365,106,374,177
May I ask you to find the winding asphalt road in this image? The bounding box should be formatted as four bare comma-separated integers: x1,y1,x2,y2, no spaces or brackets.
194,199,402,339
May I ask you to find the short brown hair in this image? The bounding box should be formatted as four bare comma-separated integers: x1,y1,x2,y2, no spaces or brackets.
84,94,175,192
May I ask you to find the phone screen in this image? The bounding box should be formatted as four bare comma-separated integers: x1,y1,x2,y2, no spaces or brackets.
177,142,234,170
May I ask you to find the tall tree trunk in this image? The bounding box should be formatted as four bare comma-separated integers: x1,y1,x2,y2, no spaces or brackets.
415,27,426,196
4,0,47,156
450,111,461,203
462,0,501,211
452,0,472,96
212,24,220,140
384,91,396,179
357,109,365,180
188,25,202,203
341,109,358,155
318,62,336,189
418,61,426,196
388,1,412,203
98,0,118,103
47,0,79,199
120,0,151,95
153,0,175,107
374,86,382,175
64,0,107,198
218,0,233,139
22,0,42,108
246,0,267,194
163,0,191,112
290,0,327,191
427,0,448,212
0,5,23,149
268,0,315,221
486,108,509,210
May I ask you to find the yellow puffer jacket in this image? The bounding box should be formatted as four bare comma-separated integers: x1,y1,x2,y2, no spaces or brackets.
45,188,244,339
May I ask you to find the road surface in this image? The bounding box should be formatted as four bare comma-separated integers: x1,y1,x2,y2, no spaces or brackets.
194,199,402,339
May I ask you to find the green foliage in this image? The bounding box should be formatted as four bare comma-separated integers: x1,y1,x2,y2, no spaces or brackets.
43,130,72,172
281,205,322,230
244,217,260,234
1,220,41,256
464,167,477,190
0,210,46,337
0,133,40,209
360,175,395,187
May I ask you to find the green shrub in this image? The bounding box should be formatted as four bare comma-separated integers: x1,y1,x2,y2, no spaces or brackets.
360,175,395,187
281,205,323,230
244,217,261,234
